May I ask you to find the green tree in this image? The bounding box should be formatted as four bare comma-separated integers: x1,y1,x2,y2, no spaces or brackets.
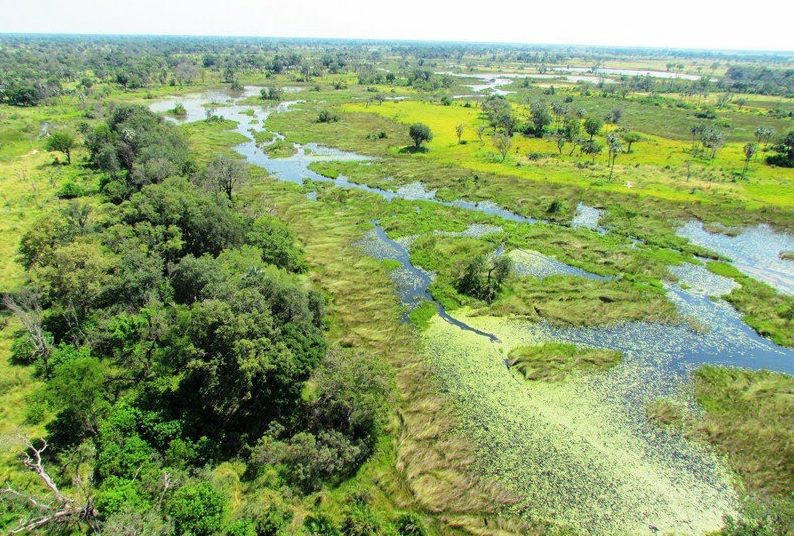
46,131,76,164
455,123,464,144
584,116,603,140
580,139,603,162
204,155,248,201
168,482,226,536
530,101,552,136
492,133,512,161
766,130,794,167
755,126,776,147
563,116,583,155
35,241,115,317
701,126,724,159
246,214,307,273
742,143,757,178
408,123,433,149
621,131,642,153
47,353,108,435
607,133,624,180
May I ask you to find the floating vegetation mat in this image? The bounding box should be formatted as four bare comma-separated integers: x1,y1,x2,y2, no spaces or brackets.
422,313,738,534
509,248,609,281
669,262,738,297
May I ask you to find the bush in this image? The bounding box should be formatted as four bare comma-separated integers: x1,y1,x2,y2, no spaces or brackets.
168,482,226,536
341,505,382,535
318,110,340,123
304,513,340,535
394,513,426,535
695,108,717,119
56,181,86,199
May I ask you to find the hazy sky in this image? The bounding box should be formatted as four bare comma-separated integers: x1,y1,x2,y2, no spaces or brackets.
2,0,793,51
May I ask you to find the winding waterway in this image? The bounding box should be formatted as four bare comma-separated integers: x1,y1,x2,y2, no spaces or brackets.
150,88,794,534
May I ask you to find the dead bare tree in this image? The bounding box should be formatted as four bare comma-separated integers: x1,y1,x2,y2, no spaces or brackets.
2,291,53,374
1,439,98,534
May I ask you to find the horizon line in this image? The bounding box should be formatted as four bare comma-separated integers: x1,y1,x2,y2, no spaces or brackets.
1,31,793,56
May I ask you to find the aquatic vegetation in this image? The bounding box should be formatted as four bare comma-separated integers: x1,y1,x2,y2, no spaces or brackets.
508,342,621,382
489,275,677,326
707,261,794,347
669,262,738,297
421,314,736,534
571,202,606,232
649,366,794,534
678,221,794,295
508,248,608,280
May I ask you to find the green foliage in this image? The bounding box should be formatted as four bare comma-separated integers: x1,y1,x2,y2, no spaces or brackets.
168,482,227,536
46,353,109,436
246,215,308,273
766,130,794,167
95,477,151,517
304,513,341,535
456,254,512,303
341,504,384,535
318,110,340,123
394,512,427,535
529,101,552,137
408,300,436,331
583,116,603,139
408,123,432,149
118,176,247,260
482,95,516,134
86,104,190,189
250,348,391,492
203,155,248,200
46,130,76,164
56,180,86,199
260,87,284,101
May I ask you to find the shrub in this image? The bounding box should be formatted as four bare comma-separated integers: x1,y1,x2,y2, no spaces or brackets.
394,513,426,535
56,181,86,199
168,482,226,536
318,110,340,123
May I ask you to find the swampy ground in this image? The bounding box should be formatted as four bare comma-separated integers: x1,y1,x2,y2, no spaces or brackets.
1,43,793,535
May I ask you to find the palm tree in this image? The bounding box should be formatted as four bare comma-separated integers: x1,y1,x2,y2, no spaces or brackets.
607,133,623,180
742,143,757,179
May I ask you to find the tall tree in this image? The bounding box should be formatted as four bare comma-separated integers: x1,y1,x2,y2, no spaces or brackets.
584,116,603,140
742,143,757,178
607,133,623,180
46,131,76,164
204,155,248,201
492,133,512,162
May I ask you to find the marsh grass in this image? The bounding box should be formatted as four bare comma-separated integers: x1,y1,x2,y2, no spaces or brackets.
241,170,525,533
692,366,794,500
707,261,794,347
507,342,621,382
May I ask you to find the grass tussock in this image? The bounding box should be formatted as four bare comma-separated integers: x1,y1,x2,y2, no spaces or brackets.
490,276,677,327
692,366,794,499
508,342,621,382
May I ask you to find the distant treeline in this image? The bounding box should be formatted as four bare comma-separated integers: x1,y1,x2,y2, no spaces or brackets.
719,65,794,96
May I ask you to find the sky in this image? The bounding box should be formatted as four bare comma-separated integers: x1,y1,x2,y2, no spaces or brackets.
1,0,793,52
